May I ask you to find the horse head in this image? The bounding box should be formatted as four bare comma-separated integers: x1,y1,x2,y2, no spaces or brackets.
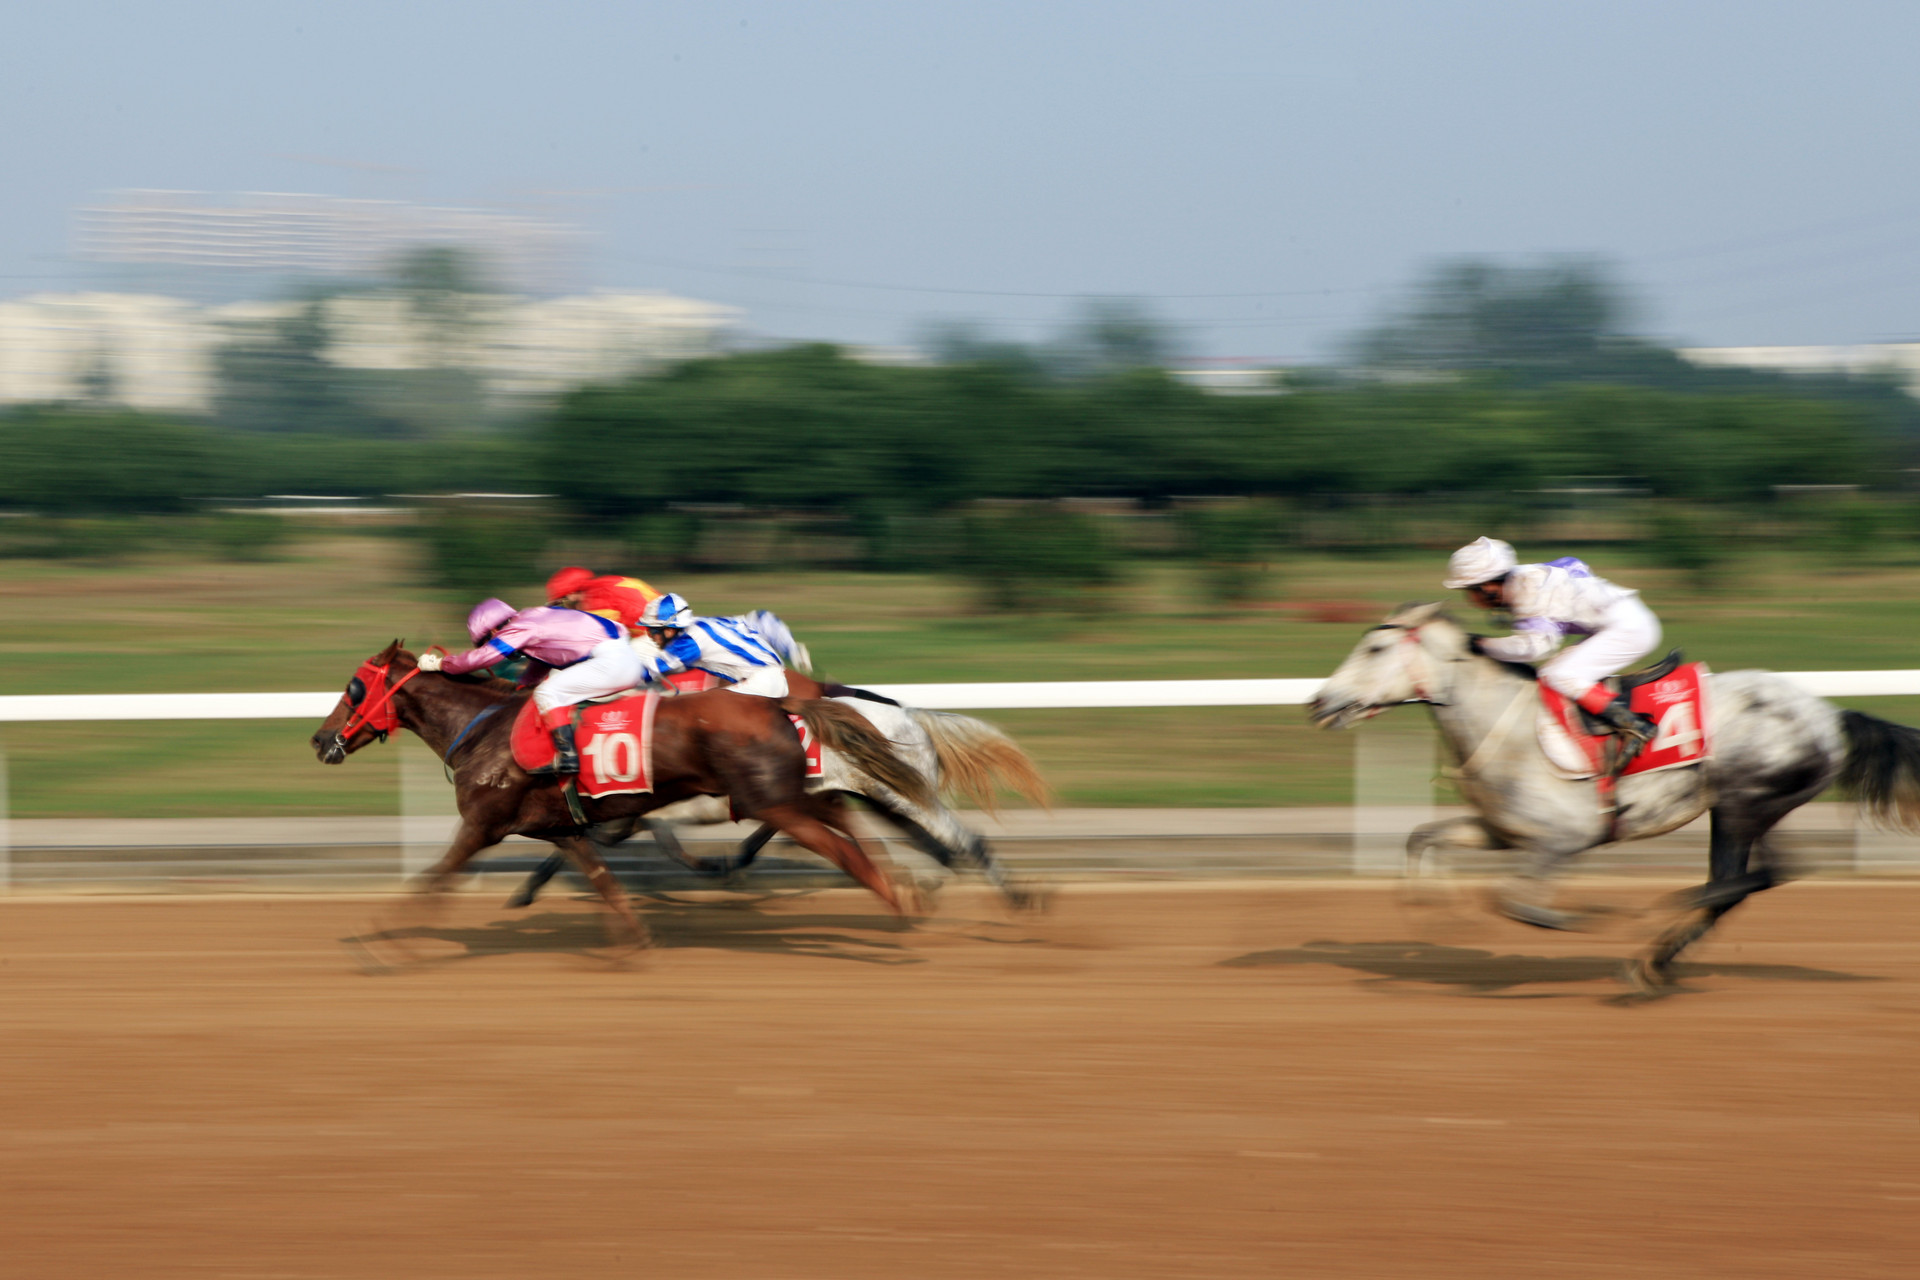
311,639,417,764
1309,602,1465,729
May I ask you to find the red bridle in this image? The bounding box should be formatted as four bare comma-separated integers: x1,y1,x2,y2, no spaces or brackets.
339,659,424,742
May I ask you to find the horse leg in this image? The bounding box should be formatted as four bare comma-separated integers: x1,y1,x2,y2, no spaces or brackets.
508,814,639,908
865,793,1045,911
1406,816,1505,876
754,799,911,916
693,820,778,880
1402,816,1505,910
354,818,503,969
552,832,651,950
507,854,568,909
1631,807,1780,992
1493,836,1602,932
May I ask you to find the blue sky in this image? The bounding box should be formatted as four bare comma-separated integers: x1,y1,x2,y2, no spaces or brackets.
5,0,1919,357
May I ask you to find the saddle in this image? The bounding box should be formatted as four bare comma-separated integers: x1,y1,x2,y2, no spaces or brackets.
1537,651,1710,783
1575,649,1683,740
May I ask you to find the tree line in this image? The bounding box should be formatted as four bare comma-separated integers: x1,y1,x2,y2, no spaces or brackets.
4,257,1917,602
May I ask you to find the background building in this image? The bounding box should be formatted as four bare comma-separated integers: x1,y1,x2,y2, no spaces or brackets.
75,190,585,298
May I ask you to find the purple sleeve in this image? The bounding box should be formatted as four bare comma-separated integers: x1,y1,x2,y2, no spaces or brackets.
441,635,518,676
1512,616,1567,637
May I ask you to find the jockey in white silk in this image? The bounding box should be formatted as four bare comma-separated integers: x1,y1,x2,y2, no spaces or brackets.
632,593,813,698
1444,536,1661,742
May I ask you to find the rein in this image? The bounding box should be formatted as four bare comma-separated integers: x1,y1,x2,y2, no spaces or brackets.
438,703,502,779
1382,622,1528,782
1441,682,1533,782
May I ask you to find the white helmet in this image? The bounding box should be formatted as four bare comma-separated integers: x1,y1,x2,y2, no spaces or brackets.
640,592,691,628
1444,536,1517,589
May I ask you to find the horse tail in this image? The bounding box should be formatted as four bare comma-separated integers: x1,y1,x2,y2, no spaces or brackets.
905,708,1053,815
1837,709,1920,832
781,697,937,811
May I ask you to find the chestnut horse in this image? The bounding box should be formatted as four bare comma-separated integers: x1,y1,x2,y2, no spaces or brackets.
310,641,935,948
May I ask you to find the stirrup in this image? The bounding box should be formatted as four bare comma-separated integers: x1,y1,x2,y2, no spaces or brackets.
550,723,580,775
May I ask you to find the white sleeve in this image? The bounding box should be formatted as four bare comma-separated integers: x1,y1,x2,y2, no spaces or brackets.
1477,625,1561,664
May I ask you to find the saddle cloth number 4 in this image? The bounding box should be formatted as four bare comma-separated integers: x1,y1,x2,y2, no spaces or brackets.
1624,663,1711,775
1650,701,1701,755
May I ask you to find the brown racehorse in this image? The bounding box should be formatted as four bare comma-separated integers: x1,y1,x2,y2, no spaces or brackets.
310,641,935,951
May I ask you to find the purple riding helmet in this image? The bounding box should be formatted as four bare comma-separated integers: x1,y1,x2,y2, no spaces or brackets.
465,597,518,645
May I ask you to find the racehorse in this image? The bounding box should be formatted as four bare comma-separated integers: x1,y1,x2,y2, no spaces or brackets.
504,675,1053,911
310,641,937,951
1310,602,1920,990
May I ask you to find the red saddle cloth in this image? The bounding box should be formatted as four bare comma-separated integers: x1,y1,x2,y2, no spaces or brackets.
1540,663,1711,777
510,693,660,797
790,712,824,779
510,691,822,793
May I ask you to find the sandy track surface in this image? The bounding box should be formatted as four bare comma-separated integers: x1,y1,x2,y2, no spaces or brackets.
2,882,1916,1278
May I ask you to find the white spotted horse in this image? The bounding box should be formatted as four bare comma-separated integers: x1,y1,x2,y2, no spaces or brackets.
1312,603,1920,991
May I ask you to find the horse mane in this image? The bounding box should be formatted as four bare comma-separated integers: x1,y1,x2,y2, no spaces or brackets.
1388,603,1539,682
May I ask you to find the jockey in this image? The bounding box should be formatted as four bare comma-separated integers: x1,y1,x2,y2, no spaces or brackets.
545,565,663,634
418,597,643,773
1445,536,1660,745
631,593,812,698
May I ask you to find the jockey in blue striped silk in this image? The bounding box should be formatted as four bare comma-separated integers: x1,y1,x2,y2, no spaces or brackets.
632,593,813,697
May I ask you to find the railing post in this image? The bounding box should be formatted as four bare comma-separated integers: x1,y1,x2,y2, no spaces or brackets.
399,735,456,882
0,738,10,894
1351,717,1435,876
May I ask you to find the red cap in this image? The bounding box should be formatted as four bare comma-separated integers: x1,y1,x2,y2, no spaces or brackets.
545,566,597,602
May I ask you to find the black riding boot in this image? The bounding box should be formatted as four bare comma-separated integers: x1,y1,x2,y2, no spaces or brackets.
551,722,581,774
1593,697,1658,747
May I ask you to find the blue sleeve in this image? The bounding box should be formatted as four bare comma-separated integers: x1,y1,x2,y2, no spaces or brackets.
637,632,703,683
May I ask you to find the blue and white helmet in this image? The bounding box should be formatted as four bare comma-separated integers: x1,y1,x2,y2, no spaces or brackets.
640,592,691,628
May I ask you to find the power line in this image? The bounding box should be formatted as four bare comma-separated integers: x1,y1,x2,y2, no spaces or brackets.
604,250,1386,302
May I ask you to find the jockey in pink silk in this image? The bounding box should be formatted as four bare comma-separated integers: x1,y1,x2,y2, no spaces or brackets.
419,597,643,773
1445,536,1661,745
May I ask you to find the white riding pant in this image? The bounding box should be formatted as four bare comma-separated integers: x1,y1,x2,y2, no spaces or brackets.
1538,596,1662,699
534,638,644,713
721,666,790,698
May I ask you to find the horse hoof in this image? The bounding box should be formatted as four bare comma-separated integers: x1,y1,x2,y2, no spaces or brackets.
1494,898,1591,932
1622,957,1678,997
1003,881,1055,914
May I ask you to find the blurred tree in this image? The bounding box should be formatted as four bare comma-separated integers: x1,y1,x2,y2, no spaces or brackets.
1048,297,1178,381
1352,256,1634,375
959,506,1122,612
212,298,410,437
0,407,221,513
76,343,118,405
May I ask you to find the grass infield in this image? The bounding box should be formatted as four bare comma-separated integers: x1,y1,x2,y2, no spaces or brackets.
4,531,1918,817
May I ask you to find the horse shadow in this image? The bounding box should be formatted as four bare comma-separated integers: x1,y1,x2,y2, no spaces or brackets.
1220,939,1882,997
342,899,1026,970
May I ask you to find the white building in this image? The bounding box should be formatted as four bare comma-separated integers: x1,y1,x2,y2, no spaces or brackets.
0,293,224,412
1679,342,1920,397
76,190,585,297
0,289,739,413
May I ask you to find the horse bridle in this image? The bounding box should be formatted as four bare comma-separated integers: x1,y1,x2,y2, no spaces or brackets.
1366,622,1453,708
327,659,425,758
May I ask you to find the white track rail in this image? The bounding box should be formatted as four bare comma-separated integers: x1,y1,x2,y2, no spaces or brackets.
3,671,1918,720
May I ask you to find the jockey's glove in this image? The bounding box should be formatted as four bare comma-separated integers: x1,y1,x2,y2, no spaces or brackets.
416,652,443,672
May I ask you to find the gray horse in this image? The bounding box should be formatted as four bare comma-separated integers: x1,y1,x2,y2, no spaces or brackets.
1310,602,1920,989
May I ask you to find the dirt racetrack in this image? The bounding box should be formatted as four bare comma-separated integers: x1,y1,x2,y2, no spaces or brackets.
2,881,1916,1279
